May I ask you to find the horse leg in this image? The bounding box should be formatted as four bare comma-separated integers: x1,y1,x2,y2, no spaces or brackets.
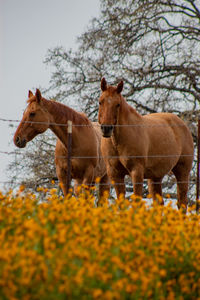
56,163,68,197
55,140,70,197
103,160,126,198
130,166,144,198
107,169,126,198
73,167,95,196
82,166,95,188
74,179,82,194
175,175,189,211
113,176,126,198
148,178,164,204
172,164,190,211
99,174,110,197
95,174,110,206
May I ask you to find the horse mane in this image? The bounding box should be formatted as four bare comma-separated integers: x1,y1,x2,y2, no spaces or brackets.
28,96,90,125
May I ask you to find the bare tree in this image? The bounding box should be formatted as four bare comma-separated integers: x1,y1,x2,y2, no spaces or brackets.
8,131,57,191
46,0,200,119
9,0,200,199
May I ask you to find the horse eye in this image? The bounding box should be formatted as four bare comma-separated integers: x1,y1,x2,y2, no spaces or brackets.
29,112,36,117
99,102,102,106
116,103,120,108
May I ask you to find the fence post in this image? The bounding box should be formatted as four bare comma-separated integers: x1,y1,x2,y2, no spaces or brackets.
196,118,200,212
67,120,72,194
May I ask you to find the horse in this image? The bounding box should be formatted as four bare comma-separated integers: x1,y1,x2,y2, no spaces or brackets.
14,89,109,201
98,78,194,210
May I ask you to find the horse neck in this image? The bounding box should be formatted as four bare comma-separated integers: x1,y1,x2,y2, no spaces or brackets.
113,98,142,143
118,98,142,126
42,98,88,148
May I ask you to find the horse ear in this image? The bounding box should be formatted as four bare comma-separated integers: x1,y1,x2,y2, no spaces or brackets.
116,81,123,94
35,89,42,103
101,77,107,91
28,90,33,98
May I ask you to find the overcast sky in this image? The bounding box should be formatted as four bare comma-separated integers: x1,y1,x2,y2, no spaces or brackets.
0,0,100,190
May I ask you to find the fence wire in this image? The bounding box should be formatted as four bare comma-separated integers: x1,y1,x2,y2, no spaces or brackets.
0,148,195,187
0,117,192,128
0,150,194,159
0,116,196,196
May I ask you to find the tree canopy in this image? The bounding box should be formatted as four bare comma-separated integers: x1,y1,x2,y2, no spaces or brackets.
46,0,200,121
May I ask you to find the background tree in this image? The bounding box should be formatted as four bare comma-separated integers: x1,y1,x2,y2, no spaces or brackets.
9,0,200,200
8,131,57,191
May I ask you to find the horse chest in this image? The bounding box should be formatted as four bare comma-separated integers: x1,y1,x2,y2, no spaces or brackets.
108,141,139,173
111,135,144,161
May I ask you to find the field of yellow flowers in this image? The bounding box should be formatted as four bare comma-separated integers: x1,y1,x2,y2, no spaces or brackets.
0,185,200,300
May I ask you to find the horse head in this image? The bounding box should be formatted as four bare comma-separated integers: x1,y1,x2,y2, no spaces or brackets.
14,89,50,148
98,78,123,138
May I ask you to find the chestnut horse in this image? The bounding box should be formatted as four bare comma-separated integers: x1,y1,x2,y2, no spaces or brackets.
14,89,109,200
98,78,194,210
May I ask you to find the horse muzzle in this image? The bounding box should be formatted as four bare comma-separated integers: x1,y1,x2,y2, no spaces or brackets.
14,136,27,148
101,125,114,138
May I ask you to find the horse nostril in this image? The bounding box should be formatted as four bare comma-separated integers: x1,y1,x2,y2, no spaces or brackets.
101,125,113,130
15,136,20,145
101,125,114,137
14,136,26,148
108,125,113,131
101,125,105,131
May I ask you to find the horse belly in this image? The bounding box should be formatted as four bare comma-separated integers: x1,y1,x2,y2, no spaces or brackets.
144,156,179,179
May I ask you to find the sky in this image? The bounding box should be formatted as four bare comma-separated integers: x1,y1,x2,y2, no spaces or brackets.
0,0,100,190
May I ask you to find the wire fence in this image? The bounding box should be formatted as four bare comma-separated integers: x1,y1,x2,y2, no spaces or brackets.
0,117,193,127
0,116,198,208
0,150,194,159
